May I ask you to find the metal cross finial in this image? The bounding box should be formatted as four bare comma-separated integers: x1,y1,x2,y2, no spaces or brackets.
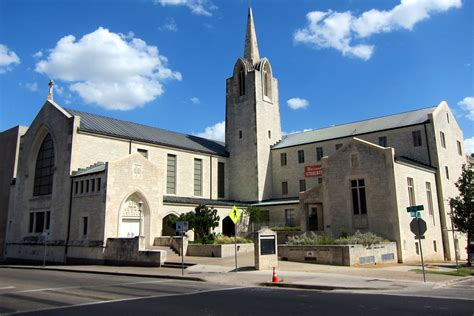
47,80,54,101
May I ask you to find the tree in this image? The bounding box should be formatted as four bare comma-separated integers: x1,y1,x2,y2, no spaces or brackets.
449,164,474,266
176,205,220,244
244,206,264,232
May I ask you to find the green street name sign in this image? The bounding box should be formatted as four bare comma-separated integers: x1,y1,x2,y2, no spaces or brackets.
407,205,424,213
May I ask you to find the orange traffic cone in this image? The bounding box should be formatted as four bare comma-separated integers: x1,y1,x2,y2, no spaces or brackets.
272,267,279,283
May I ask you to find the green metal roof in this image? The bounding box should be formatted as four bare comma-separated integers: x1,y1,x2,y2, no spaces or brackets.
273,106,435,149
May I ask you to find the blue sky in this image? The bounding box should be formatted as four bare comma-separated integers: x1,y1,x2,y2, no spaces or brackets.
0,0,473,152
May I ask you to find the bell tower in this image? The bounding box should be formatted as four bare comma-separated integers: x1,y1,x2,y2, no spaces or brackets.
225,7,282,202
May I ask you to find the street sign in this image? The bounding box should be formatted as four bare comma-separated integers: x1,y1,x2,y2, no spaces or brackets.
229,206,241,224
176,221,188,234
410,218,427,237
410,211,422,218
407,205,424,212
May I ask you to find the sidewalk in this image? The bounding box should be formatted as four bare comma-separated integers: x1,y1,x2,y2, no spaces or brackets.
1,252,470,293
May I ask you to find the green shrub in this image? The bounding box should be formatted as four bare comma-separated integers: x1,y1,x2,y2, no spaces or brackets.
287,232,336,245
286,231,388,246
335,231,388,246
269,226,301,231
214,235,252,244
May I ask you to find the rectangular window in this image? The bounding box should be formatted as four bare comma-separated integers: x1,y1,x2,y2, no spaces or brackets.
268,130,271,139
299,179,306,192
218,162,225,198
298,150,305,164
280,153,287,166
83,217,88,236
407,177,415,206
194,158,202,196
80,180,84,194
433,240,437,252
239,130,242,139
29,213,34,233
446,112,450,123
91,178,95,192
285,209,296,227
86,179,89,193
426,182,434,225
45,211,50,230
378,136,387,147
440,131,446,148
412,130,422,147
445,166,449,180
351,179,367,215
35,212,45,233
97,178,101,192
457,141,462,156
166,154,177,195
335,143,343,150
282,181,288,195
316,147,323,161
137,148,148,159
74,182,78,195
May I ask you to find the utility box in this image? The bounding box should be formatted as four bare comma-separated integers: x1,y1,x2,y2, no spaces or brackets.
254,228,278,270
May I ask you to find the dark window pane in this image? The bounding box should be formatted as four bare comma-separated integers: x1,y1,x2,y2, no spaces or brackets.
218,162,225,198
29,213,34,233
35,212,45,233
360,188,367,214
352,188,359,214
358,179,365,186
33,134,55,196
351,180,357,187
45,211,51,230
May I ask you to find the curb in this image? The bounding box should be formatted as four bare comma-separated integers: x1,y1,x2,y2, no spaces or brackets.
0,265,206,282
259,282,390,291
433,275,473,289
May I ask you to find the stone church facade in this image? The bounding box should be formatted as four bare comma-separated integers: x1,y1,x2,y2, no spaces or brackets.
0,8,468,264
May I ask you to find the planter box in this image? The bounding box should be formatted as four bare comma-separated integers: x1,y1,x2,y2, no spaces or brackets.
278,242,397,266
187,243,254,258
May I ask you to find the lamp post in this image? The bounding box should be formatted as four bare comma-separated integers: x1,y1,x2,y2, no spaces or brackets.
449,205,459,269
138,201,144,238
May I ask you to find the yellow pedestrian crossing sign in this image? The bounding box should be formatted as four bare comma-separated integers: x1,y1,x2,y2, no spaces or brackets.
229,206,241,224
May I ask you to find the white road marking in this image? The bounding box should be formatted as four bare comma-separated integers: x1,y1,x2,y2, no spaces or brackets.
12,279,171,294
0,286,15,290
5,286,247,315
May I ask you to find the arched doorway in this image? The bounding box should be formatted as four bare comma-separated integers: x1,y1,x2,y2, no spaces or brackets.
119,195,145,238
162,214,177,236
222,216,235,237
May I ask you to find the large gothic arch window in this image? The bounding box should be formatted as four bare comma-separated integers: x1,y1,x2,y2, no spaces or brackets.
33,133,55,196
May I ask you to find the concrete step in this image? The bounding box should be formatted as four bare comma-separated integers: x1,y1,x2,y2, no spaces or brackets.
161,261,195,269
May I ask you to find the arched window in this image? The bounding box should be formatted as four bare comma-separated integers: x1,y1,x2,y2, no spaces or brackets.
33,133,55,196
262,64,272,100
238,69,245,96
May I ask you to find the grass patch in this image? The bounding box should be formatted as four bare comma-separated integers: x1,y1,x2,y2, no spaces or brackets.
410,267,473,277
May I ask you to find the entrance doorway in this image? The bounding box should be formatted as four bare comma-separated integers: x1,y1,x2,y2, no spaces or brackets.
222,216,235,237
308,205,324,231
162,214,177,236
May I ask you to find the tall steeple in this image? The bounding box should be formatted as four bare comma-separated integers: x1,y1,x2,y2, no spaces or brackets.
244,7,260,64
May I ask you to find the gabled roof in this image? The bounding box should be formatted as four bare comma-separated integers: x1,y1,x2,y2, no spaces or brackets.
273,106,435,149
72,162,106,177
65,108,228,156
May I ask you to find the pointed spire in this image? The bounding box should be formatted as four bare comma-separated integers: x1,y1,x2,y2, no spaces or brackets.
244,7,260,64
47,80,54,101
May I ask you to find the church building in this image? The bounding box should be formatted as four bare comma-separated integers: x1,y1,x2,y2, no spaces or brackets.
0,8,467,264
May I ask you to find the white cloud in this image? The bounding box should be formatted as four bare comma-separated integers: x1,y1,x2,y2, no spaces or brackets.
33,51,43,59
195,121,225,142
160,18,178,32
458,97,474,120
294,0,461,60
25,82,38,92
190,96,200,104
154,0,216,16
287,97,309,110
465,137,474,155
0,44,20,73
35,27,181,110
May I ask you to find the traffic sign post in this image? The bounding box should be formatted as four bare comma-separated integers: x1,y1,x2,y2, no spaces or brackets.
409,216,427,282
229,206,242,272
176,221,188,276
42,230,50,267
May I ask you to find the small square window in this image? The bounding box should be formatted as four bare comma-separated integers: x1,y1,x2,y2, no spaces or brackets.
335,143,343,150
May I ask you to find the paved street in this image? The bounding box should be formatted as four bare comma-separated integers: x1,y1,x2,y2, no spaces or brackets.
1,268,473,315
0,268,234,315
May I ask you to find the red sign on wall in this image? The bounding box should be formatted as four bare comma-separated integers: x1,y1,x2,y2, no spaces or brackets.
305,165,322,177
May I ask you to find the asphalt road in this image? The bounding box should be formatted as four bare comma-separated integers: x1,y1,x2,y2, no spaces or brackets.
0,268,472,315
